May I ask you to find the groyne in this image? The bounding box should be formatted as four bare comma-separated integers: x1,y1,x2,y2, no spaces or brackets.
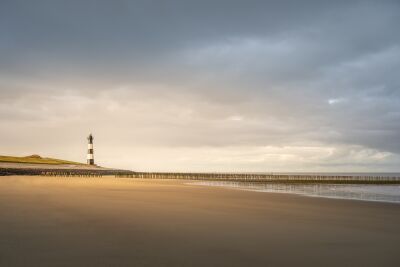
2,167,400,184
115,172,400,184
0,167,133,177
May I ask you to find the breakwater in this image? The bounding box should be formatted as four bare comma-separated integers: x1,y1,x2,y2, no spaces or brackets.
115,172,400,184
0,167,134,177
2,167,399,184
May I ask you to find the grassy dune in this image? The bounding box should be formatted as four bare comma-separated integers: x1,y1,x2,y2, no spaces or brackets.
0,155,84,165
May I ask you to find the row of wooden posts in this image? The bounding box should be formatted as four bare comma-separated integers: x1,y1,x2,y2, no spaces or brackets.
38,171,400,184
115,172,400,184
41,171,103,177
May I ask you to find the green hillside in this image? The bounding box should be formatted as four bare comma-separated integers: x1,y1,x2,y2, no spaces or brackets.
0,155,84,165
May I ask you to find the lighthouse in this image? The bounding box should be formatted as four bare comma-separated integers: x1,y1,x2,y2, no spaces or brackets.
87,133,94,165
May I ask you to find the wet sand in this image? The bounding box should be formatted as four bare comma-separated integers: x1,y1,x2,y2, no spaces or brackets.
0,176,399,266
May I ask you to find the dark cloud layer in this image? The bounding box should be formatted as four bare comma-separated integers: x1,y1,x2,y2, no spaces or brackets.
1,0,399,171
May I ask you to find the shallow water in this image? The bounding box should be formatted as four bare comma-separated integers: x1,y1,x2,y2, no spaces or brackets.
192,181,400,204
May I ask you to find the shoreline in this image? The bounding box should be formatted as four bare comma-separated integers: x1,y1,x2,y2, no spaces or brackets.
189,180,400,204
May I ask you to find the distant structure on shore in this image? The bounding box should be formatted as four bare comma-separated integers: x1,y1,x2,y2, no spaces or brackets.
87,134,94,165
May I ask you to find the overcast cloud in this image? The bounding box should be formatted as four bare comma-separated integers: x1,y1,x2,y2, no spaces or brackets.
1,0,399,172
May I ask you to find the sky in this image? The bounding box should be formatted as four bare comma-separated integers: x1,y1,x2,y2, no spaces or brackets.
1,0,400,172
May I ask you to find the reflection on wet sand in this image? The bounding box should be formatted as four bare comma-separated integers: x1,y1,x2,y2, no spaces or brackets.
193,181,400,203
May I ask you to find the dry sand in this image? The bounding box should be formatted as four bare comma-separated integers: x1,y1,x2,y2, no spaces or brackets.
0,176,399,267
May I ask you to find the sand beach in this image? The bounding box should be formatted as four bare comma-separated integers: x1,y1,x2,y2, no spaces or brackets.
0,176,399,266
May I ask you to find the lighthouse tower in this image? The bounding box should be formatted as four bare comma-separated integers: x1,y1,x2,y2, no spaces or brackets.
87,133,94,165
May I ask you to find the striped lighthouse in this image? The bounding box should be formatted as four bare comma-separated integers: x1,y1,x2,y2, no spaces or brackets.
87,133,94,165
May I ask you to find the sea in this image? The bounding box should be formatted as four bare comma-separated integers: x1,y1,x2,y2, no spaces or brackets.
191,172,400,204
